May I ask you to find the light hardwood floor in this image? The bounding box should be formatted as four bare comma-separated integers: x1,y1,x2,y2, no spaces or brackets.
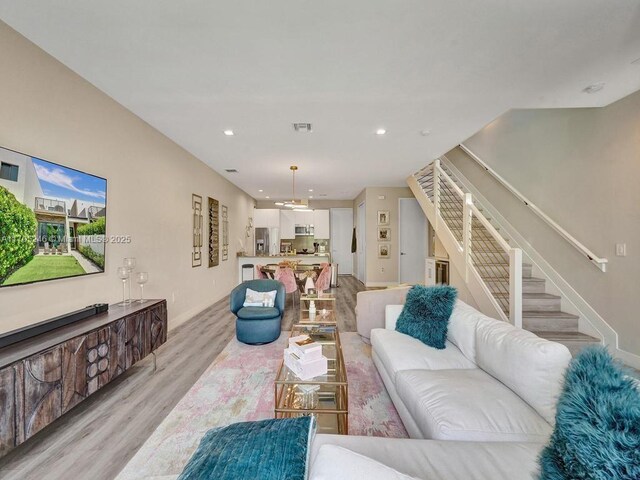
0,275,365,480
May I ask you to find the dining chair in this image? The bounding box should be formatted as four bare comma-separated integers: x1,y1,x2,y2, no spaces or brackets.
275,266,298,315
315,263,332,292
255,264,267,279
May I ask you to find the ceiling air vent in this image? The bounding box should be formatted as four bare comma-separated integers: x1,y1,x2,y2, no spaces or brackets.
293,123,313,133
225,169,238,173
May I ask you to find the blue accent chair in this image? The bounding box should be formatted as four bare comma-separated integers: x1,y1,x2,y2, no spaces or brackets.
230,279,285,345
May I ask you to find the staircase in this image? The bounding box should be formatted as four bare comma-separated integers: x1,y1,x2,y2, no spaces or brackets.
409,158,600,356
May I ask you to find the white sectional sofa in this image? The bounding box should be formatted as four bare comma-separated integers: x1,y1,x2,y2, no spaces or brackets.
310,434,544,480
310,297,572,480
372,300,571,442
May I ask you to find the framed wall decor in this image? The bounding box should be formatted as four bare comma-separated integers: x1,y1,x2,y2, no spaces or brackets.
378,243,390,259
377,210,389,226
208,197,219,267
192,194,203,267
377,227,391,241
221,204,229,261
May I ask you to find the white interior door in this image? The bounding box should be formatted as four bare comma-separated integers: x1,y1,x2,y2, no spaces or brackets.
330,208,354,275
357,202,366,284
399,198,428,284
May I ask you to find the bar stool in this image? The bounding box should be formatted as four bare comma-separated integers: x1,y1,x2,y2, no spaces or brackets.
242,264,255,282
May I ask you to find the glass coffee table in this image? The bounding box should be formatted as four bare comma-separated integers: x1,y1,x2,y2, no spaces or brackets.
274,323,348,434
299,292,337,325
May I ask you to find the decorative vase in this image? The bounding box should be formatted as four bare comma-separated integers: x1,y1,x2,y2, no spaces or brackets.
304,277,315,294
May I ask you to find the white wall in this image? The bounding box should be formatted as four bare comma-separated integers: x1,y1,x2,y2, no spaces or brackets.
78,235,106,256
352,186,423,286
0,21,255,334
451,88,640,356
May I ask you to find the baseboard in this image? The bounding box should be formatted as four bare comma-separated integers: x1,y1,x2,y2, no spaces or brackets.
614,348,640,370
365,281,400,288
168,299,218,332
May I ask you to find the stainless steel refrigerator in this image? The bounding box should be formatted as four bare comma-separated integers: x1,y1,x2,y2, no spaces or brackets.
255,228,269,255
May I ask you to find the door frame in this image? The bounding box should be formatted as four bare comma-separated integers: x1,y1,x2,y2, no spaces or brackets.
398,197,427,284
330,207,354,275
357,201,366,284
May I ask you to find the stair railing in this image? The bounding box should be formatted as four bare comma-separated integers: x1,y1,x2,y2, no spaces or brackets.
459,144,608,272
411,159,523,327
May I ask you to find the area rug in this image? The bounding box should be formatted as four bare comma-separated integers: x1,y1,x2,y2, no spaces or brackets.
116,332,408,480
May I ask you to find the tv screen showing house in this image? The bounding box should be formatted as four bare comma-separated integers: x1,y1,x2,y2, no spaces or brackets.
0,145,107,287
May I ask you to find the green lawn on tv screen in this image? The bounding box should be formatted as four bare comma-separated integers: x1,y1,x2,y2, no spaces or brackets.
2,256,87,286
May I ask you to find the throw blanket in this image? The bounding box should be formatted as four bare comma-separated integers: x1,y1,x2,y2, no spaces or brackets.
178,417,316,480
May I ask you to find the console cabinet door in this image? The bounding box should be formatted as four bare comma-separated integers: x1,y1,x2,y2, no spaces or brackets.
0,365,17,454
86,326,111,395
23,346,63,440
125,312,146,368
146,302,168,354
62,335,88,413
109,319,127,380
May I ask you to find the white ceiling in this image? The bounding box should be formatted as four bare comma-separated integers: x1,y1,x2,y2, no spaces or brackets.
1,1,640,200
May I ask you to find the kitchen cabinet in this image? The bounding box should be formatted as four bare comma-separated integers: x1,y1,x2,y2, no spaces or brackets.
293,210,314,226
280,210,296,239
253,209,280,228
313,209,330,239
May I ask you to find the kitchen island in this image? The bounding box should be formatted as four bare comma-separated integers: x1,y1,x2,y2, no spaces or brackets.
237,254,330,284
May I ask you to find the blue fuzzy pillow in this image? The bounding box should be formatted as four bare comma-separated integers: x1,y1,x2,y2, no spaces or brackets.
539,346,640,479
179,417,316,480
395,285,457,349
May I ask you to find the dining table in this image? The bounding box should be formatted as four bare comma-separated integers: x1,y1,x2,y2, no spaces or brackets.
260,263,324,293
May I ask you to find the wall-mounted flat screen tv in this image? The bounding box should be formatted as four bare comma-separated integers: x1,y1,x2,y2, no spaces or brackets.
0,145,107,287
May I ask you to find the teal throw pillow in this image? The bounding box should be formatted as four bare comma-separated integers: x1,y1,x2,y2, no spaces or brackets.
395,285,457,349
179,417,316,480
539,346,640,479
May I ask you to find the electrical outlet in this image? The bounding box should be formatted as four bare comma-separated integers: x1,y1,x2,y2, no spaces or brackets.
615,243,627,257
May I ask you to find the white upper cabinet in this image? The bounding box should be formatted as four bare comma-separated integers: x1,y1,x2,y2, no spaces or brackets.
280,210,296,239
293,210,314,225
254,208,280,228
313,209,330,239
254,208,329,237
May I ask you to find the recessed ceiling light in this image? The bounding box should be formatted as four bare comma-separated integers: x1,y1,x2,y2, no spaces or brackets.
258,189,263,192
583,83,605,94
308,189,313,192
309,195,314,199
265,196,270,199
376,128,387,135
275,202,284,206
420,129,431,137
223,129,235,136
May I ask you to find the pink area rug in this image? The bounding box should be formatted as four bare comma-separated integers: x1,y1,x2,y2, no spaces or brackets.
116,332,407,480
